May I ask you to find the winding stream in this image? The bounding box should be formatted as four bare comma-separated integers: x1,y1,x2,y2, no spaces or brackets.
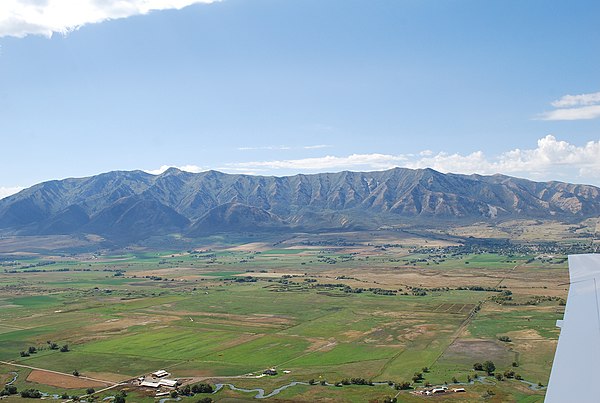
213,381,310,399
5,372,18,385
212,374,545,399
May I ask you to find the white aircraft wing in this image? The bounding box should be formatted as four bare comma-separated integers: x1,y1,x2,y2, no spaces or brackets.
545,254,600,402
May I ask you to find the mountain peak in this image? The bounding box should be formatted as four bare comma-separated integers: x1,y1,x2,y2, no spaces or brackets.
0,167,598,243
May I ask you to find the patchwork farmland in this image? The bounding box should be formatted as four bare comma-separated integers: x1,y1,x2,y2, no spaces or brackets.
0,225,582,401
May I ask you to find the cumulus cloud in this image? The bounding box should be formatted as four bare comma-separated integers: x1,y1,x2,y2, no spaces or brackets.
0,186,25,199
0,0,220,38
538,91,600,120
221,136,600,185
141,136,600,185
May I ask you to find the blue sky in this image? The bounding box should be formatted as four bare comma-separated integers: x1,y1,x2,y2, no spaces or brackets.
1,0,599,197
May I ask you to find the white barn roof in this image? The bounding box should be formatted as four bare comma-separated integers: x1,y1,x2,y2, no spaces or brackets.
158,379,178,387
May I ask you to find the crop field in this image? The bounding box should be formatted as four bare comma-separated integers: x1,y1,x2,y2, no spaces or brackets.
0,224,585,402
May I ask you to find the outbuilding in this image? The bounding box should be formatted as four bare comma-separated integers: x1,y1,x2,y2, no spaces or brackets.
158,379,178,387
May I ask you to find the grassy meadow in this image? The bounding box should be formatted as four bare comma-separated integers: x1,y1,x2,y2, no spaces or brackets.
0,223,584,401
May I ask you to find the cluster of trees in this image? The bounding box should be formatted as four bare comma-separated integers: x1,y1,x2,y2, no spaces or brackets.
334,378,375,387
473,361,496,375
492,293,565,307
412,372,424,382
173,383,214,397
456,285,507,292
308,377,413,391
113,390,127,403
20,389,42,398
19,342,68,357
0,385,17,396
395,382,411,390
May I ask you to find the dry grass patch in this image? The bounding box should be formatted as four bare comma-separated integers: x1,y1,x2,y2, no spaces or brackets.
442,338,513,365
26,370,111,389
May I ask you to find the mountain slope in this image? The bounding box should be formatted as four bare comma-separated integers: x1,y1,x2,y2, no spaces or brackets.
0,168,598,241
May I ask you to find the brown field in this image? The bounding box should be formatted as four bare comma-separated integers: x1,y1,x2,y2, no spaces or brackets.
26,370,112,389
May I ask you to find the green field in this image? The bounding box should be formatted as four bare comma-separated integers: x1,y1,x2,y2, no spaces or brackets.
0,227,577,401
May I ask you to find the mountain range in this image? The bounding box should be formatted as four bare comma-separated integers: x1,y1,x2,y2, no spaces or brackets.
0,167,598,242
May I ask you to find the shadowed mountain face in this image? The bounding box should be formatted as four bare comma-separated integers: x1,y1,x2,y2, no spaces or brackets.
0,167,598,242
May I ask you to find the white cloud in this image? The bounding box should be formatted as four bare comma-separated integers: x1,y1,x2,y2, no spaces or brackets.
144,164,205,175
0,0,220,38
140,136,600,185
538,91,600,121
221,136,600,185
537,105,600,121
551,91,600,108
224,153,408,172
0,186,25,199
303,144,331,150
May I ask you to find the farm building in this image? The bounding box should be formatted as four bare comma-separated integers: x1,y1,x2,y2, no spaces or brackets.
152,370,169,377
158,379,178,387
140,381,160,388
